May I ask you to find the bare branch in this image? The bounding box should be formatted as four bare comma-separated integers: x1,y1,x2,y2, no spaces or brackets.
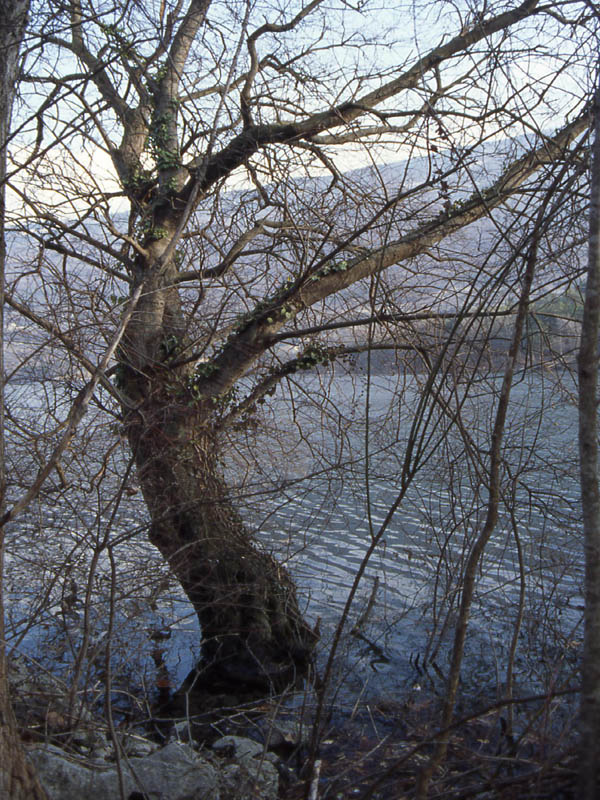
0,279,146,526
181,0,543,202
240,0,325,127
197,110,589,398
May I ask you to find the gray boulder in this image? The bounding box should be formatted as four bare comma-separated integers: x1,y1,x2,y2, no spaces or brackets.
28,741,220,799
28,735,280,799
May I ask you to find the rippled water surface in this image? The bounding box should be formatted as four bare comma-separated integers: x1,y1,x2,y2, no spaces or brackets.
253,371,583,698
4,369,584,704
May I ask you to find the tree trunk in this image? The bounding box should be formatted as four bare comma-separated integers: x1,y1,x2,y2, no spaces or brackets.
578,77,600,800
0,1,48,796
115,225,317,695
0,655,47,799
123,369,317,694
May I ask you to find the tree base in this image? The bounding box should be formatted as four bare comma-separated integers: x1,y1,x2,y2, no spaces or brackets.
155,648,314,741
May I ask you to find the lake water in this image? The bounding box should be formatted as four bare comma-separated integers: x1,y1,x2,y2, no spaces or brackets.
3,368,584,711
252,370,583,701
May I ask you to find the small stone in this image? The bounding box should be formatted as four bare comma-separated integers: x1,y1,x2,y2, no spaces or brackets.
88,744,113,763
122,733,158,758
172,719,195,743
212,735,263,761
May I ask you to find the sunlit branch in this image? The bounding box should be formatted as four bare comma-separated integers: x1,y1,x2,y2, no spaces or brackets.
195,109,588,399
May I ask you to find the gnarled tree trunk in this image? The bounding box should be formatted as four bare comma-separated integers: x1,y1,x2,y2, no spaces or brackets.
122,354,316,694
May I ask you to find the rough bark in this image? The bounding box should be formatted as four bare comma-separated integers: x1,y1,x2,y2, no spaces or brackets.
0,1,48,797
0,658,47,800
123,368,316,692
119,252,316,691
113,106,320,688
578,79,600,800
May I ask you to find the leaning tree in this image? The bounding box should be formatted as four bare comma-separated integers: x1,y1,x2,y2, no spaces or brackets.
6,0,595,693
